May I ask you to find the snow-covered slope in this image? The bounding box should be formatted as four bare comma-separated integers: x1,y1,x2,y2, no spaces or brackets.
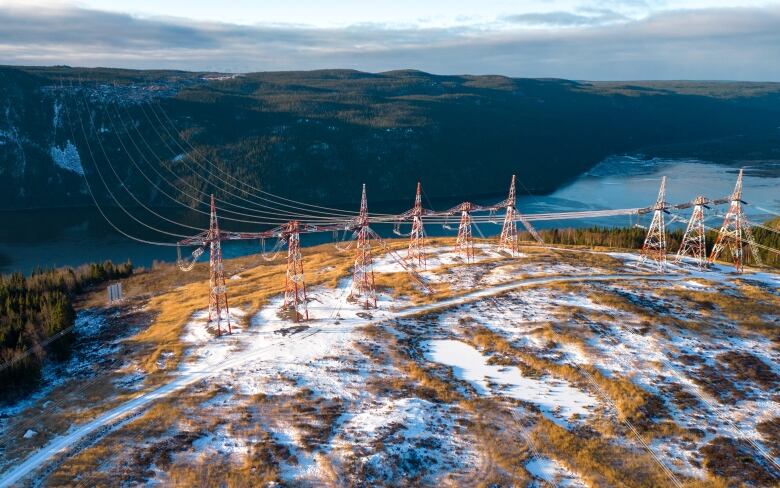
1,246,778,487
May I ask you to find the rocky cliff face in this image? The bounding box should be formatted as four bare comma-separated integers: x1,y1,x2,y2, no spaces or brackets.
1,66,779,210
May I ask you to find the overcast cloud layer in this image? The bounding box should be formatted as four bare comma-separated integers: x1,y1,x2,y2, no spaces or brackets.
0,3,779,80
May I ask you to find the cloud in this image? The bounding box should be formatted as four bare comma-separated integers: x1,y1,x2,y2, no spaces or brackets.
502,9,628,27
0,4,779,80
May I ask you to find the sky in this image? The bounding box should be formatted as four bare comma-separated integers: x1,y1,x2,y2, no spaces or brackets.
0,0,779,80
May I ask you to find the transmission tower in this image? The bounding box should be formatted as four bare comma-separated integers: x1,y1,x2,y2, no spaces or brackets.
456,202,475,262
407,182,427,269
207,195,231,336
350,184,377,309
498,175,519,255
675,195,709,268
640,176,668,271
283,220,308,322
708,168,761,273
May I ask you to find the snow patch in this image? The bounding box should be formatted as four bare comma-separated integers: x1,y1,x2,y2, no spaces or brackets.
425,339,596,426
52,100,62,128
372,245,505,274
525,457,586,487
333,397,476,482
191,425,248,461
50,141,84,175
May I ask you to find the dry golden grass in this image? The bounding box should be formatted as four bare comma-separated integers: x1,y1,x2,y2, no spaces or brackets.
1,374,151,463
461,398,532,487
700,437,778,487
531,418,704,488
757,417,780,457
530,320,595,352
587,287,647,316
46,398,184,486
663,283,779,340
165,454,280,488
373,269,449,305
75,260,208,309
547,248,624,270
45,384,294,487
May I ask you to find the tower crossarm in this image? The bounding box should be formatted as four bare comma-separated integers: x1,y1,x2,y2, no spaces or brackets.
439,201,496,215
178,231,210,247
636,194,732,215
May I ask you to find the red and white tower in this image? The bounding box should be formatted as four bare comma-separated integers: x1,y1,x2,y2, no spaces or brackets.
708,168,762,273
640,176,668,271
207,195,231,336
283,220,309,321
456,202,475,262
350,184,377,309
675,196,709,268
407,182,427,269
498,175,519,255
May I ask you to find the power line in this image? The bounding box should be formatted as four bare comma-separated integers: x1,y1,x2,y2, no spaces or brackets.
61,82,178,247
98,87,351,225
145,99,390,218
72,85,193,240
74,95,206,234
105,97,327,226
133,100,354,221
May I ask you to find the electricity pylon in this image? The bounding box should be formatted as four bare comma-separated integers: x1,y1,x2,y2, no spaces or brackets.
207,195,231,336
456,202,475,262
350,184,377,309
283,220,309,321
640,176,668,271
708,168,762,273
498,175,519,255
675,196,709,268
407,182,427,269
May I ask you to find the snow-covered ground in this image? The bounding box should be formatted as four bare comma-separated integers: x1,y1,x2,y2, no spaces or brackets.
372,244,506,274
2,246,779,486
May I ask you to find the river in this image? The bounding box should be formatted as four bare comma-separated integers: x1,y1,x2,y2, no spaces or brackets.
1,157,778,274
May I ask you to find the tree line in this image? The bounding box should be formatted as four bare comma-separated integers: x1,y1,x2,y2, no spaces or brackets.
521,217,780,268
0,260,132,399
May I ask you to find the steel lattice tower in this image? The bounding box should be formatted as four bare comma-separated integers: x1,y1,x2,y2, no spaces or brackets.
640,176,668,271
283,220,309,321
350,184,377,309
675,196,709,268
407,182,427,269
498,175,519,255
456,202,475,262
207,195,231,336
708,169,761,273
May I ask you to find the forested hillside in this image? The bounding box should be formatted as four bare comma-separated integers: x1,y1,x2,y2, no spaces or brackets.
1,66,780,210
